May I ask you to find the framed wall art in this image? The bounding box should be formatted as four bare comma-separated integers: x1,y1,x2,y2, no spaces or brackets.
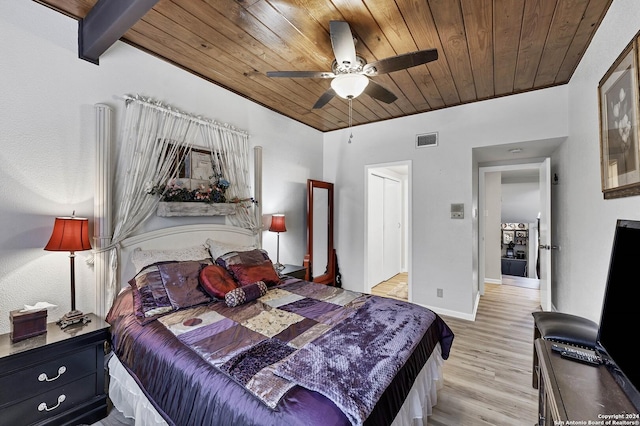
502,230,514,245
166,144,224,190
598,33,640,199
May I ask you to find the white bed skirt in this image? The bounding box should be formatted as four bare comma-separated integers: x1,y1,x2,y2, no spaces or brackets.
107,342,444,426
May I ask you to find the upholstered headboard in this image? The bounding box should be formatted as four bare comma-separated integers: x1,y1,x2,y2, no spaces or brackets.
118,224,259,290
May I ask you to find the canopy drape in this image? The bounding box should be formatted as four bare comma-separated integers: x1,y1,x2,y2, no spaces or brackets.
103,95,257,306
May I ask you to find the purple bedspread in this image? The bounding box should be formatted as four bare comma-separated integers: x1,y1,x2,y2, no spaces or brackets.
107,278,454,426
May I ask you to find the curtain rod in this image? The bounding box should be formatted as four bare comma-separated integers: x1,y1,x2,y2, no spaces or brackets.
119,94,249,137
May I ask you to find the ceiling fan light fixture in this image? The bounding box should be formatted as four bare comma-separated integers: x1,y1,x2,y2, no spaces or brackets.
331,74,369,99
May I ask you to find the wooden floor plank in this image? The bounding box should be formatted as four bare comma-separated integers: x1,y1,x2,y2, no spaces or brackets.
429,283,539,425
371,272,409,301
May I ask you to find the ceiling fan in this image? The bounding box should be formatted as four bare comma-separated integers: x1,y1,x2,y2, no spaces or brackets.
266,21,438,109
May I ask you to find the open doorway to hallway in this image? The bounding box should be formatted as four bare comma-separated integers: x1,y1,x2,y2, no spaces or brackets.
475,139,561,312
480,164,546,292
365,162,411,301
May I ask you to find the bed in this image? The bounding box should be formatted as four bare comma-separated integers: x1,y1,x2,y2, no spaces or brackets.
104,224,454,426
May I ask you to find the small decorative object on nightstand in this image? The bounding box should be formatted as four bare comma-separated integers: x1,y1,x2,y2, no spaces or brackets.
10,309,48,343
279,264,307,280
0,313,110,425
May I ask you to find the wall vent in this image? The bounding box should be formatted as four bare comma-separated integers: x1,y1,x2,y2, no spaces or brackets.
416,132,438,148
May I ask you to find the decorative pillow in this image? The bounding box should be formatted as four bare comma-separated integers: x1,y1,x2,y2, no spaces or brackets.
199,264,238,299
216,249,281,287
206,238,257,259
215,248,270,267
228,262,281,287
225,281,268,307
157,261,212,309
129,266,173,325
131,245,212,273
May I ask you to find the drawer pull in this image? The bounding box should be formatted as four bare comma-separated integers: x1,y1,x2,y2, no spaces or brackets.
37,394,66,412
38,366,66,382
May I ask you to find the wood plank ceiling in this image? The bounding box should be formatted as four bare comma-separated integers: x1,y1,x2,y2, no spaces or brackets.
37,0,612,132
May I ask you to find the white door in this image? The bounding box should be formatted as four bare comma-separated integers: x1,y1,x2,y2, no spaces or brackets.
368,174,385,288
539,158,552,311
383,178,402,280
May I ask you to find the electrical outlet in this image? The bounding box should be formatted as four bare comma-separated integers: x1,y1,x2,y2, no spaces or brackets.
437,288,443,298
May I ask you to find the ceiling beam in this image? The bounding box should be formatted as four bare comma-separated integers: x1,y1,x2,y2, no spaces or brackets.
79,0,159,64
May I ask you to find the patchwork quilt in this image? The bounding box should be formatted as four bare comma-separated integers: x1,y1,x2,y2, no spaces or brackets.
156,279,450,425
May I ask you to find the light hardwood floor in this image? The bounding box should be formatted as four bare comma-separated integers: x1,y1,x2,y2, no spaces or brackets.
429,283,540,425
371,272,409,301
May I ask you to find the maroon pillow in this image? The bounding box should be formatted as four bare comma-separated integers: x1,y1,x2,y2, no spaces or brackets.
200,264,238,298
228,262,281,287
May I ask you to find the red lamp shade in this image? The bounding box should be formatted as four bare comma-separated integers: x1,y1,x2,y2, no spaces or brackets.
269,214,287,233
44,217,92,252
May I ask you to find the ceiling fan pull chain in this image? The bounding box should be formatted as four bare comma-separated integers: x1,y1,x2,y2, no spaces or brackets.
348,98,353,143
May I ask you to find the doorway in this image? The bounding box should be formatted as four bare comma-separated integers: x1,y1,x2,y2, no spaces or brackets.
478,159,552,310
364,161,411,300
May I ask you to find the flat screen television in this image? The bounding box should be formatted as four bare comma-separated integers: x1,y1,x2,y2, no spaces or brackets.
596,219,640,411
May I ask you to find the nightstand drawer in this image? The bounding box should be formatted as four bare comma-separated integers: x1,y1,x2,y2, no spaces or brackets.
0,314,109,425
0,346,95,405
2,374,97,426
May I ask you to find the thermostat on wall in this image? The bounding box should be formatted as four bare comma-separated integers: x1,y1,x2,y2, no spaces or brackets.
451,203,464,219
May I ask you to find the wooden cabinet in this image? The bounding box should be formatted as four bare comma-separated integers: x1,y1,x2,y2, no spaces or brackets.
0,314,109,425
535,339,637,425
501,258,527,276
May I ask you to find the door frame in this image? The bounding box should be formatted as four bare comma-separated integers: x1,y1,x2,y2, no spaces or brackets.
364,160,412,299
478,159,550,296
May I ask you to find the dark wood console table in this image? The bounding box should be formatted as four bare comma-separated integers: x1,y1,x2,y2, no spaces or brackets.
535,338,638,425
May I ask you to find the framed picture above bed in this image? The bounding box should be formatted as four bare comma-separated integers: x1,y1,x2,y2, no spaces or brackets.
598,31,640,199
169,144,224,191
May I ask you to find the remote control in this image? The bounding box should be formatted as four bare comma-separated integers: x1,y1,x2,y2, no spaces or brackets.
559,349,602,366
551,342,572,353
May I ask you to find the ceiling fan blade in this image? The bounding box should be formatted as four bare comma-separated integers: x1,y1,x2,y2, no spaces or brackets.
363,49,438,75
363,80,397,104
266,71,335,78
313,88,336,109
330,21,357,68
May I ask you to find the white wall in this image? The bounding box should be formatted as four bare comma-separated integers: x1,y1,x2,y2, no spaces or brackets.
501,182,540,224
0,1,323,334
553,0,640,322
324,87,568,318
484,172,502,282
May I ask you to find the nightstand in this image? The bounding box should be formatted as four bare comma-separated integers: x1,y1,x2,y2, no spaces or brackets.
0,313,109,425
280,264,307,280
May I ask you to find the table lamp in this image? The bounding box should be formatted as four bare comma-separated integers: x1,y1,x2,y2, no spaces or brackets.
268,214,286,271
44,212,92,328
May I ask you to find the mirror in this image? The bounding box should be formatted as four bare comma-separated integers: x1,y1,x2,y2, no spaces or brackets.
304,179,335,285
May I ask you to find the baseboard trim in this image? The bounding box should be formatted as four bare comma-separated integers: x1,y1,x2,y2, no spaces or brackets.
416,302,477,321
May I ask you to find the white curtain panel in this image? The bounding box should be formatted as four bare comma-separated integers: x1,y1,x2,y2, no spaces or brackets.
104,95,257,306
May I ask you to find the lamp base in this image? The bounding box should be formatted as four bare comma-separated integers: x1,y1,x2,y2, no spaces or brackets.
274,262,285,271
57,310,91,329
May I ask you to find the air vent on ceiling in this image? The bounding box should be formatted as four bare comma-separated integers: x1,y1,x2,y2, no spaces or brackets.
416,132,438,148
